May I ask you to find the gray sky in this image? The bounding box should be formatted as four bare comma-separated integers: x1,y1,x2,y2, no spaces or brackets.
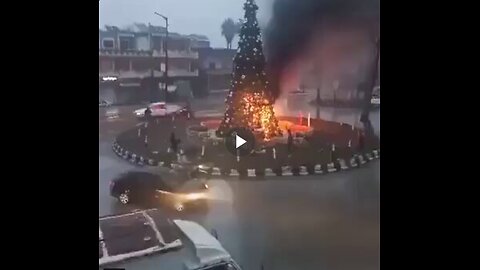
99,0,273,48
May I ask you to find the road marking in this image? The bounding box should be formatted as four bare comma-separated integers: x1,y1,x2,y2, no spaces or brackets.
99,227,109,258
99,239,182,266
142,211,165,245
100,209,147,220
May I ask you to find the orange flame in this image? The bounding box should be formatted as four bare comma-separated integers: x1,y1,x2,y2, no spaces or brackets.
239,91,280,141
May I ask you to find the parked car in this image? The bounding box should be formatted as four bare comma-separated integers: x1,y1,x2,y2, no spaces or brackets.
133,102,185,118
109,171,209,211
100,211,243,270
172,219,243,269
99,100,111,107
371,86,380,106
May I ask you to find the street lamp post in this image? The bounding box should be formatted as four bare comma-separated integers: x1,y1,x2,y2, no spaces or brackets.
154,12,169,102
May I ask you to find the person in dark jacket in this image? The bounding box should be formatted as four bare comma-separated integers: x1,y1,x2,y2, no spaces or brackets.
358,131,365,152
170,132,181,153
287,129,294,155
144,107,152,121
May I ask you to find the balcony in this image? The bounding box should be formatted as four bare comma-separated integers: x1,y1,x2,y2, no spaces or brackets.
152,49,198,59
99,69,199,79
99,49,198,59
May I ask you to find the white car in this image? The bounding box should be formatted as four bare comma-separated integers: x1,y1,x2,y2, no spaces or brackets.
371,96,380,105
99,100,111,107
99,210,243,270
134,102,184,118
371,86,380,105
173,219,242,270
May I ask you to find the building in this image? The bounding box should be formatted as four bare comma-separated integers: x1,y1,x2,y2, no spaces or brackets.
195,48,236,97
188,34,211,49
99,23,207,104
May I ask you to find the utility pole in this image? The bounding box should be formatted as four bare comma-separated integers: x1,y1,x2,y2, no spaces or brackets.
154,12,169,102
149,23,155,102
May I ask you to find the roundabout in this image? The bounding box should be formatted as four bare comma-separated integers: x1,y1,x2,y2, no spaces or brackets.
100,104,380,270
113,114,380,179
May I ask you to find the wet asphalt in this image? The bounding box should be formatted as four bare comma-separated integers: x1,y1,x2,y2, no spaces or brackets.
99,99,380,270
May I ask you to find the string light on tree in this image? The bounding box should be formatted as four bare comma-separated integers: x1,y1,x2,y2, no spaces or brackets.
217,0,281,140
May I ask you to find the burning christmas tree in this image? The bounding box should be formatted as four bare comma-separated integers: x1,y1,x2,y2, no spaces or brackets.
217,0,281,141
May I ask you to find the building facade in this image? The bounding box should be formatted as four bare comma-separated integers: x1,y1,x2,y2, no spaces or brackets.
99,23,210,104
195,48,236,97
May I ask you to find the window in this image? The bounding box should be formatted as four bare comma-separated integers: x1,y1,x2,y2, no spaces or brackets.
209,62,216,70
152,37,162,50
120,39,130,51
102,39,114,49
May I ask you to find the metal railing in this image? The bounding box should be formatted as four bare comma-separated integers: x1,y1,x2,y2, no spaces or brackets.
99,69,199,79
99,49,198,59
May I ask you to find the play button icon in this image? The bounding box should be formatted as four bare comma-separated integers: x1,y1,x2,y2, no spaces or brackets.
236,134,247,149
225,127,255,157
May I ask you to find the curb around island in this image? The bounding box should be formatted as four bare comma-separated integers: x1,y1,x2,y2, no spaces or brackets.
112,139,380,177
112,140,158,167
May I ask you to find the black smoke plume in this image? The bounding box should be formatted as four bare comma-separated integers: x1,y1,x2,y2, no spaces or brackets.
264,0,380,100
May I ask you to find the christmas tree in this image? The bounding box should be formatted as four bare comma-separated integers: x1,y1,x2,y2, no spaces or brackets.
217,0,281,141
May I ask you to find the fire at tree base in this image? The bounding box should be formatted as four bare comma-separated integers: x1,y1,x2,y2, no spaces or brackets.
216,91,282,142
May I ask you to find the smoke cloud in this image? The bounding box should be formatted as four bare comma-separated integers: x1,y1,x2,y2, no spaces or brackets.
264,0,380,100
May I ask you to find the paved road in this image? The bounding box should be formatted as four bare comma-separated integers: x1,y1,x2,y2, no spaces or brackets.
99,102,380,270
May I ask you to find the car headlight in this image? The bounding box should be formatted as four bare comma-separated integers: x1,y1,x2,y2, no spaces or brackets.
184,192,206,201
198,164,211,170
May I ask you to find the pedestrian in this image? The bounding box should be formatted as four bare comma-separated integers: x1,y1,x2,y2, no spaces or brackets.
358,131,365,153
170,132,181,154
287,129,293,155
185,100,193,119
144,106,152,122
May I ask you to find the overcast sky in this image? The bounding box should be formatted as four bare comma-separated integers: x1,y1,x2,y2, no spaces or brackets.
99,0,273,48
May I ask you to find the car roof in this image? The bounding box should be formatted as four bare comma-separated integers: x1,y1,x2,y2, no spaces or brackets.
150,102,166,106
101,214,235,270
114,171,169,187
113,170,205,193
174,219,233,269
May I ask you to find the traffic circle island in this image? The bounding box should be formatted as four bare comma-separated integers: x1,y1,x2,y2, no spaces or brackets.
113,115,380,178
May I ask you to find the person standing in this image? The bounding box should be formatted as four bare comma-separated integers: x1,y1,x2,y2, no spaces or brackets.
287,129,293,155
358,131,365,153
185,100,193,119
144,106,152,122
170,132,181,154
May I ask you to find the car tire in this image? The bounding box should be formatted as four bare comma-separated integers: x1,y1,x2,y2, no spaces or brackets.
174,202,185,212
118,190,131,205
